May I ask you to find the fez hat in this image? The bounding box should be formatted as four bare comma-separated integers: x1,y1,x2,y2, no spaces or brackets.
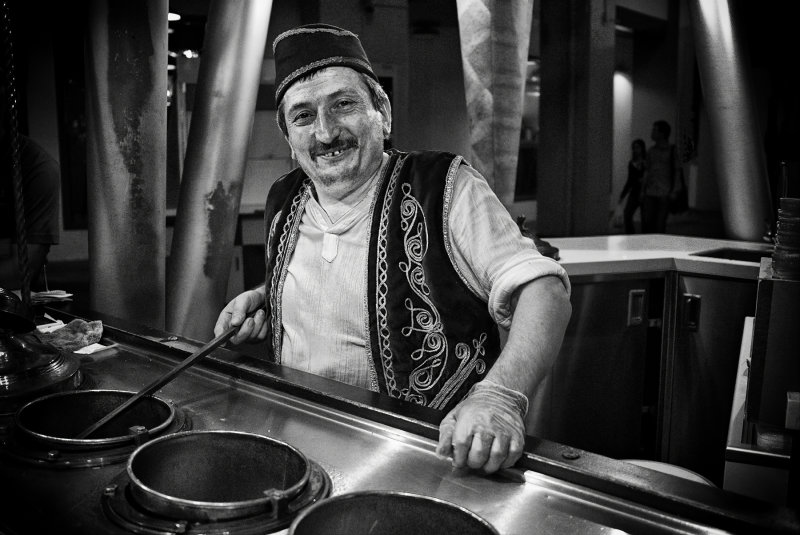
272,24,378,106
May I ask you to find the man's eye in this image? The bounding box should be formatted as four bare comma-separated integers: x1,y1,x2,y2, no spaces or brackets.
335,99,354,109
292,112,313,125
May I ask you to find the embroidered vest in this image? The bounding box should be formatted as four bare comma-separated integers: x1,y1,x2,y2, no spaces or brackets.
262,150,501,412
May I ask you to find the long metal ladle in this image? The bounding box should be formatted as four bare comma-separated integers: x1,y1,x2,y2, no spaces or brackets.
76,324,240,439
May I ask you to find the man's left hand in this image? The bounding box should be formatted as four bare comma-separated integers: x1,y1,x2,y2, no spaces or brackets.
435,381,527,474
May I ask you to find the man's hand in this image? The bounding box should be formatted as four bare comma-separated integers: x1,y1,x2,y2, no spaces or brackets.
435,380,527,474
213,288,268,344
434,276,570,475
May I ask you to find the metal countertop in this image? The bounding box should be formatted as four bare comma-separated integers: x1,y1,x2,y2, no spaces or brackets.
1,309,797,535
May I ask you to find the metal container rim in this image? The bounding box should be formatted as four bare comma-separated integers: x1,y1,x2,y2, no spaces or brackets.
14,389,176,446
287,490,500,535
126,429,311,516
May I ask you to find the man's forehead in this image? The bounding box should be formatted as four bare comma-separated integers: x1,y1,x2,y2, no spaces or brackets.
283,67,368,107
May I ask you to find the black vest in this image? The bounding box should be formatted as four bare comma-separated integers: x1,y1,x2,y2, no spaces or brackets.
262,150,501,412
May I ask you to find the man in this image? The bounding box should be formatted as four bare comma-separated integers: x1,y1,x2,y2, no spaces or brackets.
641,120,680,233
215,24,571,474
0,82,61,291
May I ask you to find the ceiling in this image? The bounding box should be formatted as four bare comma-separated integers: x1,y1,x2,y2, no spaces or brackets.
166,0,461,52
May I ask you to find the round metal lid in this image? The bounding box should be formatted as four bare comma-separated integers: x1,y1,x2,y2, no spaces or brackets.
0,334,82,415
288,490,500,535
15,389,176,448
127,430,312,522
102,457,331,534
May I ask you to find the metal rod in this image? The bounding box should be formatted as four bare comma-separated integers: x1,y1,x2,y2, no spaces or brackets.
75,325,238,439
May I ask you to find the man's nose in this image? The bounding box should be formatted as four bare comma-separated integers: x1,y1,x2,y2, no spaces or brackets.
313,110,339,144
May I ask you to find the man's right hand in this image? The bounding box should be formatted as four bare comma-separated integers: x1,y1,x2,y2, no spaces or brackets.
213,288,268,344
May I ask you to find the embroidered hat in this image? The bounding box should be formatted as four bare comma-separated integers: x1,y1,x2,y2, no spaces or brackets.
272,24,378,106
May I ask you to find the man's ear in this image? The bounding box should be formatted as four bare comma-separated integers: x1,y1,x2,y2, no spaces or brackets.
380,100,392,140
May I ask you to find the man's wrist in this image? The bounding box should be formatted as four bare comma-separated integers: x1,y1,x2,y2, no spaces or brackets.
469,379,529,418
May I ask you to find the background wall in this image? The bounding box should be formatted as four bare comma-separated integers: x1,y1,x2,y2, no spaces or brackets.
25,0,542,264
20,0,793,267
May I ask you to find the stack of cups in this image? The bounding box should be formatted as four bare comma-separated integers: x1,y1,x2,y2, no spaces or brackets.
772,197,800,280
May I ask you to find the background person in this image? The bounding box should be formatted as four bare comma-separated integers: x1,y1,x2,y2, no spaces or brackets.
641,120,680,233
618,138,646,234
214,24,572,475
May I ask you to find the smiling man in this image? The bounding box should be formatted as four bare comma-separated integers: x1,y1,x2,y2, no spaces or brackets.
215,24,572,475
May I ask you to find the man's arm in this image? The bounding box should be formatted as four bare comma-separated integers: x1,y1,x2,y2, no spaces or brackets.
485,275,571,399
436,274,571,474
433,163,572,474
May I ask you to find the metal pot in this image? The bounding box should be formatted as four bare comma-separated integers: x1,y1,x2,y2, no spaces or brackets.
0,329,81,413
127,430,311,522
15,389,175,449
288,491,500,535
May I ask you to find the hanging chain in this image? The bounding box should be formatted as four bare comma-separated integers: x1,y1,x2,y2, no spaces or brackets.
1,0,32,307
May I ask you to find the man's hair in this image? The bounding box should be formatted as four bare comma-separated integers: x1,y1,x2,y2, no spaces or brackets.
654,120,671,138
275,70,391,139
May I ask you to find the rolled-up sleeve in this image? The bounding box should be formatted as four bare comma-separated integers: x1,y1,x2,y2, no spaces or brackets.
448,164,571,330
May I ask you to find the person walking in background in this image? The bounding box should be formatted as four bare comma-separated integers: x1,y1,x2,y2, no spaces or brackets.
641,120,681,233
618,138,646,234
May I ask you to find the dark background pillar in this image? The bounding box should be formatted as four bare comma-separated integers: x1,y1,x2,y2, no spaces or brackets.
85,0,168,328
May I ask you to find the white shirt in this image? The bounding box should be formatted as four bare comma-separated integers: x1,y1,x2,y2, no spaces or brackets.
280,157,570,390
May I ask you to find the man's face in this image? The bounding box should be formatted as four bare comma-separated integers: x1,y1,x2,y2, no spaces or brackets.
281,67,387,188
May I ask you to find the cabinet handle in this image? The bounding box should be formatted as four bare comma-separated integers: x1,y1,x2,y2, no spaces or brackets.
682,293,702,331
627,289,646,326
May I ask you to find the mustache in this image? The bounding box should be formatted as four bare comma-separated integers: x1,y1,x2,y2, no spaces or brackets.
310,137,358,158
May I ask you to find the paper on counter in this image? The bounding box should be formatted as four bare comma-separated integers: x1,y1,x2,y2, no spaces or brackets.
74,342,117,354
36,321,66,333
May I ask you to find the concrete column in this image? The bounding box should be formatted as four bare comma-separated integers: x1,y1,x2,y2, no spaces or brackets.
456,0,533,208
537,0,615,237
688,0,772,241
166,0,272,340
85,0,168,328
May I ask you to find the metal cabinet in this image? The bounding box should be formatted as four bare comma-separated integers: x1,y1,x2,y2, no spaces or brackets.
660,274,757,486
532,274,664,460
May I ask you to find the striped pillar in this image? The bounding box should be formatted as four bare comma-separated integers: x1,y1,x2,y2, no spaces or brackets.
456,0,533,209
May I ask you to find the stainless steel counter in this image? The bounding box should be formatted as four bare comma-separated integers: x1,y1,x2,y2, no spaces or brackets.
549,234,773,279
1,308,798,534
